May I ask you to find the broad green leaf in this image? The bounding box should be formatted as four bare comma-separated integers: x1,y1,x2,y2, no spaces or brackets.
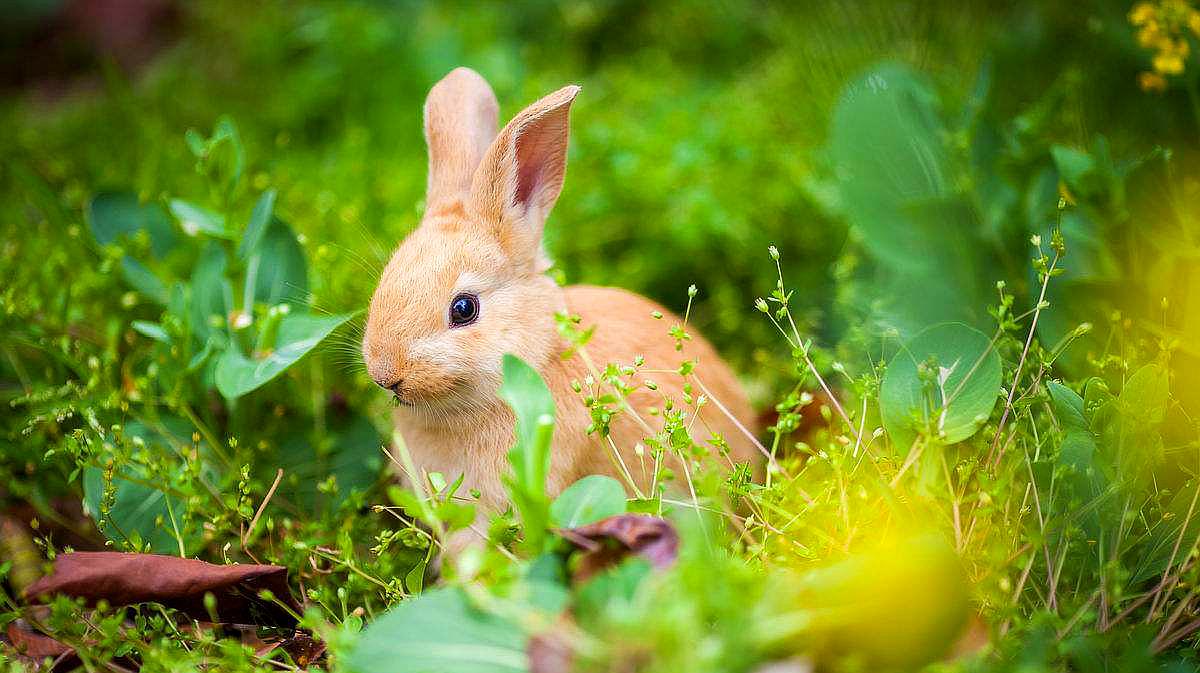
1047,381,1086,431
1048,379,1108,511
550,475,626,528
1119,363,1169,425
191,243,231,341
215,312,353,398
185,129,206,157
120,257,169,304
253,218,309,307
499,353,556,550
831,64,948,274
345,585,561,673
1051,145,1097,197
169,198,231,238
1057,429,1105,519
500,354,556,493
830,64,988,334
87,191,177,258
238,188,277,259
880,323,1002,450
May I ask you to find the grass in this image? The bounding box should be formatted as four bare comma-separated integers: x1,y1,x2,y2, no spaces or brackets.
3,1,1200,671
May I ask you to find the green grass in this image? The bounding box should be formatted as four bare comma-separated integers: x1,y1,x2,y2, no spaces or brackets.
3,1,1200,671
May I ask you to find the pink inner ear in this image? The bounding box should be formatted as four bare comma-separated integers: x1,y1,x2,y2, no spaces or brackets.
515,156,541,211
514,128,551,212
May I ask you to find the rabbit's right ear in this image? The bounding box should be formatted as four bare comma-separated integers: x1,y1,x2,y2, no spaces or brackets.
423,68,499,215
467,84,579,271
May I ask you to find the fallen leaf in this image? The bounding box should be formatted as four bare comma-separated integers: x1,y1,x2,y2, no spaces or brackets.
24,552,300,626
558,514,678,583
527,617,575,673
5,619,74,662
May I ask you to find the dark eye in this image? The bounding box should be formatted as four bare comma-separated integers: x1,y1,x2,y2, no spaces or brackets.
449,293,479,327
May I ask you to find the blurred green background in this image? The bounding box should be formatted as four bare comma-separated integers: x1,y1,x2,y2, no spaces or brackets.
5,0,1200,535
5,0,1198,372
4,0,1200,526
4,0,1200,670
5,1,1199,401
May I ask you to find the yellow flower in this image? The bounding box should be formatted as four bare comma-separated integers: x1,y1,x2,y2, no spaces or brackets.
1139,71,1168,91
1129,0,1198,83
1137,22,1165,48
1154,50,1187,73
1130,1,1157,24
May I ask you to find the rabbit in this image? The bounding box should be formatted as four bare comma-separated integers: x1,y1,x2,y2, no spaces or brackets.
362,67,761,554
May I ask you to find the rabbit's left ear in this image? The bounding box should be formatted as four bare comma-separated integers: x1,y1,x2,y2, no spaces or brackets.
424,68,500,215
468,84,580,269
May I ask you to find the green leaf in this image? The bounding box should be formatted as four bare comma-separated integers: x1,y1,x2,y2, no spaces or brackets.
169,199,231,239
1052,385,1107,519
131,320,171,344
880,323,1002,450
831,64,948,274
1119,363,1169,425
253,218,309,307
499,353,556,550
120,257,169,305
215,312,353,398
191,243,231,342
238,188,277,259
829,64,988,334
550,475,626,528
1050,145,1097,196
500,354,556,493
86,191,177,258
345,586,546,673
1047,381,1087,432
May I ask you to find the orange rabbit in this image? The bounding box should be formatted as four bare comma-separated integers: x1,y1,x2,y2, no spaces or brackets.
362,67,760,550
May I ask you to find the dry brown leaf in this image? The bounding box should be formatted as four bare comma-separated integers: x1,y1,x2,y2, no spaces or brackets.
560,514,679,583
25,552,300,626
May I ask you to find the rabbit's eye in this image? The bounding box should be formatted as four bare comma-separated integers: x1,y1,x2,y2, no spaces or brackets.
449,293,479,327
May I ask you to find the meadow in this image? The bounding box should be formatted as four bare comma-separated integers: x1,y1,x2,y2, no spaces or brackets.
2,1,1200,671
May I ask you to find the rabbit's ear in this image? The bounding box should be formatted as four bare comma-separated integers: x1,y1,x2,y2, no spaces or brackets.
468,84,580,268
424,68,499,214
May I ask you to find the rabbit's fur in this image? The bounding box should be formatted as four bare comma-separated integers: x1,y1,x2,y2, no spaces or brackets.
363,68,760,550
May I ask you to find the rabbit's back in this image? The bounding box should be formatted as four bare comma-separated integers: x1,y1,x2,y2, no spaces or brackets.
552,284,761,489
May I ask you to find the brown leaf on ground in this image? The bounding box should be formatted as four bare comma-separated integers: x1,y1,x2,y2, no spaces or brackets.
526,620,575,673
5,619,75,665
558,514,679,583
24,552,300,626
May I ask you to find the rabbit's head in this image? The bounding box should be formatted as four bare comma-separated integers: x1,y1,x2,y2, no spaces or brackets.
363,68,579,412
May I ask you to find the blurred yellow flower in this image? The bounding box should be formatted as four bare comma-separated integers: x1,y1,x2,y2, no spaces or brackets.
1131,1,1156,23
1155,50,1187,73
1129,0,1200,90
1140,71,1169,91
